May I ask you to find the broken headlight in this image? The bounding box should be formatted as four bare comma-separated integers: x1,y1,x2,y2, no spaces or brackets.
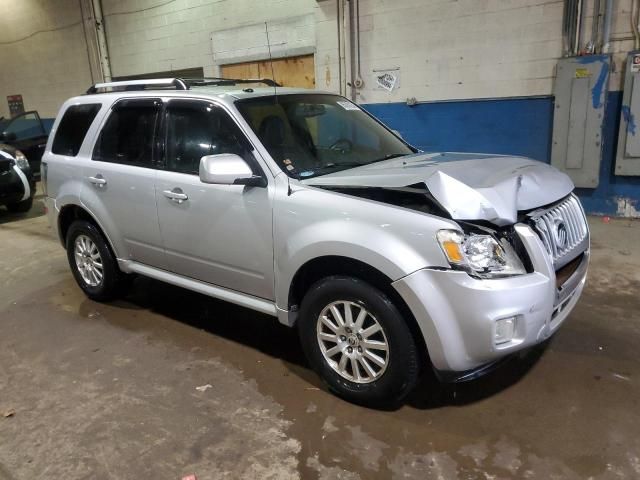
436,230,526,278
14,150,29,170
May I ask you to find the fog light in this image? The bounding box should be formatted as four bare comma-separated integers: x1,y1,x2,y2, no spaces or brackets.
495,316,517,345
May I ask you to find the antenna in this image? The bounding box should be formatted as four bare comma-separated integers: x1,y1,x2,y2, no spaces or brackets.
264,22,277,101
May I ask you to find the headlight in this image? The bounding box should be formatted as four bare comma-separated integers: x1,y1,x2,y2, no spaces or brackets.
14,150,29,170
437,229,526,278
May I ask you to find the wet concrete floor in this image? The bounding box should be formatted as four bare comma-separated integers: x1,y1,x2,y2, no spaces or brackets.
1,194,640,479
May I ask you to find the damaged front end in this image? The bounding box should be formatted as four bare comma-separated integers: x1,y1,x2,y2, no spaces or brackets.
315,183,450,218
315,181,536,279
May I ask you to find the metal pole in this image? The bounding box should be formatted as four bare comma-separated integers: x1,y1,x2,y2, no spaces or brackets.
577,0,587,53
602,0,614,53
92,0,112,82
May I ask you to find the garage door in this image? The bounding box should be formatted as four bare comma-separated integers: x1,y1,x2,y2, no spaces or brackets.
220,55,315,89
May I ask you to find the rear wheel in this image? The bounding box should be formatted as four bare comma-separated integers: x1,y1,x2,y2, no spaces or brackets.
7,197,33,213
66,220,128,301
298,275,419,407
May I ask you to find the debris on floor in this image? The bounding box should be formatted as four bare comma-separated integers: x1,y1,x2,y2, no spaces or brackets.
195,384,212,392
3,408,15,418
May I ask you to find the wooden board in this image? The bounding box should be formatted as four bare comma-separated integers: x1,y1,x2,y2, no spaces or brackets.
221,54,315,89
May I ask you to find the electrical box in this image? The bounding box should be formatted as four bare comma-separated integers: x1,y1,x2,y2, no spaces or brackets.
615,51,640,176
551,55,610,188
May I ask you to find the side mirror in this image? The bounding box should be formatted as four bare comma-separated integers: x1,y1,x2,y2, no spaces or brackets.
0,132,17,142
199,154,265,187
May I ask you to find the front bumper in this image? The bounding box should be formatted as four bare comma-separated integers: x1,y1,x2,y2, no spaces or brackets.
392,223,588,374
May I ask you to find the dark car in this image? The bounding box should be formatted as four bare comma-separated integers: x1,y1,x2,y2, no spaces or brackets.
0,111,49,179
0,144,36,212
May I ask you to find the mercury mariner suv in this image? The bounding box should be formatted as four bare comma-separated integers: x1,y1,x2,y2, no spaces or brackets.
42,78,589,406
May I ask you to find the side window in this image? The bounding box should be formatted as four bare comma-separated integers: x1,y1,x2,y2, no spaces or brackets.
4,112,46,141
93,99,160,167
164,101,254,175
52,104,101,156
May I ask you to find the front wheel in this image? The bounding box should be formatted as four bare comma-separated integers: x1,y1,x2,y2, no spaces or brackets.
298,276,419,407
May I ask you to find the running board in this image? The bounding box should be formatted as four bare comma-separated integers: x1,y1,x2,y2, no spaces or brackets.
118,259,278,317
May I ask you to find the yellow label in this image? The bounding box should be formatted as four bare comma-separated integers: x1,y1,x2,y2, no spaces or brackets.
575,68,591,78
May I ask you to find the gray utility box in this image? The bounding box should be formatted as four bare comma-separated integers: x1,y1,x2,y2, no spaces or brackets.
551,55,610,188
616,51,640,176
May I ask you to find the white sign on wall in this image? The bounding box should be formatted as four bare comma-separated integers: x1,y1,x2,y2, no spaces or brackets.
374,68,400,92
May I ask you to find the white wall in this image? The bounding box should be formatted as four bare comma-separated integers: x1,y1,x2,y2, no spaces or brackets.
0,0,93,118
102,0,321,77
0,0,637,118
99,0,640,103
351,0,635,104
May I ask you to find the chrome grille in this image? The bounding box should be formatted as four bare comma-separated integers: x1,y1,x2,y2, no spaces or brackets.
530,194,588,268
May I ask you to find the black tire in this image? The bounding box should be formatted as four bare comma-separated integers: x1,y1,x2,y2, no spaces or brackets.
7,197,33,213
298,275,419,407
65,220,128,302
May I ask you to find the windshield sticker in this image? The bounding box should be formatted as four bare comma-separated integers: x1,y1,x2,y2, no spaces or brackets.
286,164,295,171
299,171,314,177
336,101,360,111
283,158,292,165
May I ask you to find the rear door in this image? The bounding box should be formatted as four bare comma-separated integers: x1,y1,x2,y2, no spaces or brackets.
155,98,274,299
81,98,166,268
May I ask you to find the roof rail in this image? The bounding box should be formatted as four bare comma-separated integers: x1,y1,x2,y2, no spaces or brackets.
183,77,281,88
86,78,189,94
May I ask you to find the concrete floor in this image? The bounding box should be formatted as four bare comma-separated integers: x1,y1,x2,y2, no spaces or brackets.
1,193,640,480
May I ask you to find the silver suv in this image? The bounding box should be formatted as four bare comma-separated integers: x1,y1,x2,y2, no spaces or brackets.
43,78,589,406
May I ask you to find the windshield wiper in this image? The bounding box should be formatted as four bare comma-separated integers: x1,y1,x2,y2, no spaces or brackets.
300,154,410,178
304,162,364,176
370,153,410,163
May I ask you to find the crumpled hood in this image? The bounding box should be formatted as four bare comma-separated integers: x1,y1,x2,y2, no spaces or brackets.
301,152,574,225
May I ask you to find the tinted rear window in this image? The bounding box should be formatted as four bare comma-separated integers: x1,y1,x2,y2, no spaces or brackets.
92,99,160,167
52,104,101,156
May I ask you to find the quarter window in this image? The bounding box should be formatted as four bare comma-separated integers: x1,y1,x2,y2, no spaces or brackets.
164,101,254,175
52,104,101,156
93,99,160,167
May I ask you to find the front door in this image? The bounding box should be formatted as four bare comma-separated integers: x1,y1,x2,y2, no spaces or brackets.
81,98,166,267
155,99,274,300
2,111,48,176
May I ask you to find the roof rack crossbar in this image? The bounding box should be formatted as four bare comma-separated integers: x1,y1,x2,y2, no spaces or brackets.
183,77,281,87
86,78,189,94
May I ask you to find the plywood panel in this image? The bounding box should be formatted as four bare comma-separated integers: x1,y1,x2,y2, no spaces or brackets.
221,54,315,89
220,62,260,81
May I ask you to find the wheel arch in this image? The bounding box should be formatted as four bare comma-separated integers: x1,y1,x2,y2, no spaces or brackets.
58,204,118,259
287,255,429,366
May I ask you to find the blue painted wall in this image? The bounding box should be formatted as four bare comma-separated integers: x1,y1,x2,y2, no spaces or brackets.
363,93,640,216
364,97,554,163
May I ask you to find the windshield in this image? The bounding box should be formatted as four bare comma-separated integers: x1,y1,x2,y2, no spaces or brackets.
235,94,415,178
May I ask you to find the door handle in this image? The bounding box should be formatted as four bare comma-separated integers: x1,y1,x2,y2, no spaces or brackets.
88,175,107,187
163,188,188,204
